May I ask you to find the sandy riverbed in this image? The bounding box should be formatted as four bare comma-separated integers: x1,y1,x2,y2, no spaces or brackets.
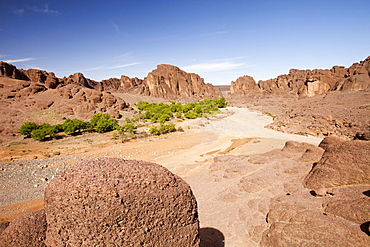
1,107,324,246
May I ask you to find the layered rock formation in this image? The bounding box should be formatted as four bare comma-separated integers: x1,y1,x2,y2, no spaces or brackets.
44,158,199,246
230,56,370,98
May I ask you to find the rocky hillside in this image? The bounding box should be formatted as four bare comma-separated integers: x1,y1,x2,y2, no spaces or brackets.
99,64,222,100
0,62,223,143
230,56,370,98
0,62,128,143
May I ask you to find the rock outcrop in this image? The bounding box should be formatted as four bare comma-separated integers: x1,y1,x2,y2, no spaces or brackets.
229,75,259,96
0,209,47,247
0,62,133,142
45,158,200,246
100,64,222,100
334,56,370,91
304,138,370,195
61,72,99,89
261,201,370,246
142,64,221,100
230,56,370,98
0,61,28,80
256,66,347,97
53,84,129,119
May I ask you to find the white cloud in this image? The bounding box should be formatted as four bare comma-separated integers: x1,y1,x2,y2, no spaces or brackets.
111,21,120,33
13,9,25,16
28,4,60,15
4,58,36,63
81,62,141,72
181,61,244,72
109,62,141,69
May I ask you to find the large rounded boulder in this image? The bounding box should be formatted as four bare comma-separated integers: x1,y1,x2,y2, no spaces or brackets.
44,158,199,246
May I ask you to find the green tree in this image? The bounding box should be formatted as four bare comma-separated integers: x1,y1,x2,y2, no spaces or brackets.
31,128,48,141
95,118,118,133
118,123,137,135
19,122,38,137
90,113,111,127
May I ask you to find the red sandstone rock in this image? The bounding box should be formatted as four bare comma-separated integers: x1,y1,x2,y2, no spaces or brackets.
141,64,221,100
0,61,28,80
304,138,370,194
230,75,259,96
229,56,370,98
0,209,47,247
261,203,370,246
0,222,9,235
98,65,222,100
45,158,199,246
334,56,370,92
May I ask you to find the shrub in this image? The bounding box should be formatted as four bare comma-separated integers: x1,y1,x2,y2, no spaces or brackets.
31,128,48,141
118,123,137,135
90,113,111,127
184,111,198,119
149,126,160,135
19,122,38,137
95,118,118,133
149,123,176,135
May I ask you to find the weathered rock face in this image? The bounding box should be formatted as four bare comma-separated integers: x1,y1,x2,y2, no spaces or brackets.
0,61,28,80
45,158,200,246
304,137,370,195
140,64,221,100
53,85,129,119
257,66,347,97
230,75,259,96
334,56,370,91
20,69,60,89
100,75,144,93
261,202,370,246
61,72,99,89
281,141,324,162
86,64,222,100
0,62,132,142
0,209,47,247
230,56,370,98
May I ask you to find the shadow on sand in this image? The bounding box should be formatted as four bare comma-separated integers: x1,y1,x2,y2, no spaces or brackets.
199,227,225,247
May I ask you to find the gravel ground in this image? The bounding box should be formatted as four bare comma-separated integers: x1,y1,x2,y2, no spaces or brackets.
0,154,101,207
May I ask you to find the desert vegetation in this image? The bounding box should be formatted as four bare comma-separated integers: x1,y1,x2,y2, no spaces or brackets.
19,97,227,141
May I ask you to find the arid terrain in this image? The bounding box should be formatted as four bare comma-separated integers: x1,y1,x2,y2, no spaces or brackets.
0,57,369,246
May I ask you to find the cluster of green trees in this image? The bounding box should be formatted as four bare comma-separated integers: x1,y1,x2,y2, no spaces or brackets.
19,113,120,141
19,97,227,141
136,97,227,121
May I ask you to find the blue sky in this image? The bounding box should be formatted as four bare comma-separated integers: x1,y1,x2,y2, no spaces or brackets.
1,0,370,85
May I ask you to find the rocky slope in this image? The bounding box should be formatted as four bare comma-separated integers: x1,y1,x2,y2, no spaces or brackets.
100,64,222,100
0,63,130,143
0,62,222,143
230,56,370,98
